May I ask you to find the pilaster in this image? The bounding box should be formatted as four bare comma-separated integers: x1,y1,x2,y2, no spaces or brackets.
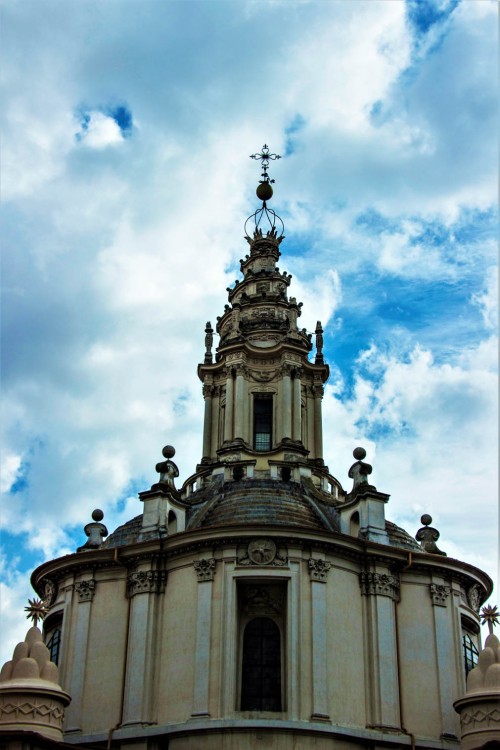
64,577,95,733
309,557,331,721
121,563,166,727
430,580,459,738
191,558,216,717
360,569,401,731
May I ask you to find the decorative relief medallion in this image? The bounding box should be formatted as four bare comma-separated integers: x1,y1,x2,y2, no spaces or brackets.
127,570,167,597
308,558,331,582
41,578,57,607
359,572,400,600
430,583,451,607
75,579,96,602
467,584,482,613
237,538,287,567
194,558,216,582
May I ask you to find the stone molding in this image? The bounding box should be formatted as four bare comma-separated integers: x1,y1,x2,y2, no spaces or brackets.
359,572,400,600
75,579,95,602
460,704,500,729
194,558,216,582
0,697,65,724
127,570,167,596
430,583,451,607
308,558,331,582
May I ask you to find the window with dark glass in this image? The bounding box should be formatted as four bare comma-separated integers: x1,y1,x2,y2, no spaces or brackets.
463,633,479,676
241,617,281,711
254,395,272,451
43,612,63,666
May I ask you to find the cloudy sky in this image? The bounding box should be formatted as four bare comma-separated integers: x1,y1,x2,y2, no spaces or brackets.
1,0,498,663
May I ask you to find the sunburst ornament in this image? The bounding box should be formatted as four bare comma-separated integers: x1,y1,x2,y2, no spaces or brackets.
24,598,48,627
480,604,499,635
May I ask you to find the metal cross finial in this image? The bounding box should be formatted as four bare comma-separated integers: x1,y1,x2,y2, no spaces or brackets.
250,144,281,184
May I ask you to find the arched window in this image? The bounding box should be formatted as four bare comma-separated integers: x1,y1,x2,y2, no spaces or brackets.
167,510,177,535
241,617,281,711
350,511,360,538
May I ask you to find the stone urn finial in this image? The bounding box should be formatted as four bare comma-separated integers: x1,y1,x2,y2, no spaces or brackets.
415,514,446,556
348,447,374,493
0,626,71,741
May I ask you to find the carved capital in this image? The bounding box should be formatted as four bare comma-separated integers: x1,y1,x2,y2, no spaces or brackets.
194,558,216,582
430,583,451,606
308,558,331,582
202,383,214,398
75,579,96,602
359,572,400,600
127,570,167,596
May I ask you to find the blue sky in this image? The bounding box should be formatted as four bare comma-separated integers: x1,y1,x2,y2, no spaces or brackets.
1,0,498,661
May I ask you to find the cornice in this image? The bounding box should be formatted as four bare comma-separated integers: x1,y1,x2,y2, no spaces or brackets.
31,523,493,601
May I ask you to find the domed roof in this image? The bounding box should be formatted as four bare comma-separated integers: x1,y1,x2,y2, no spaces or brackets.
102,476,421,552
187,478,339,532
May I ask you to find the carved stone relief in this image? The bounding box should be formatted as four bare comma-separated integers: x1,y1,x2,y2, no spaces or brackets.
430,583,451,607
75,580,96,602
308,558,331,582
239,585,285,616
41,578,57,607
359,572,400,600
127,570,167,597
194,558,216,582
467,584,482,612
237,538,287,567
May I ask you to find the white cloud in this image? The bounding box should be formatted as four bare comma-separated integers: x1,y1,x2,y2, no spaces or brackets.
77,111,124,148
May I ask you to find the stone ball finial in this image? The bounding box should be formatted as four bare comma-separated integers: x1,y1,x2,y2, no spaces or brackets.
162,445,176,459
92,508,104,522
353,447,366,460
420,513,432,526
416,513,446,556
256,182,273,202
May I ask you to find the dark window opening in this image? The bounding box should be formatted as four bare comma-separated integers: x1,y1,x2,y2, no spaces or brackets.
46,628,62,666
463,633,479,676
254,396,272,452
241,617,281,711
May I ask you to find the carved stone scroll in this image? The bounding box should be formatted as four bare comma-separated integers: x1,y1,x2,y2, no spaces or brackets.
127,570,167,597
308,559,331,582
359,572,400,601
75,580,95,602
430,583,451,607
194,558,216,582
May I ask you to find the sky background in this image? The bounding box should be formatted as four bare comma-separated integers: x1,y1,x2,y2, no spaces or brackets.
1,0,498,664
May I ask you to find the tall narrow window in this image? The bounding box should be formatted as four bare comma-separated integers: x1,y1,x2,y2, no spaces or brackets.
43,612,63,666
254,395,272,451
241,617,281,711
463,633,479,676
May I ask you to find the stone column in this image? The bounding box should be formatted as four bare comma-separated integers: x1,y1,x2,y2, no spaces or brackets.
233,368,245,441
292,371,302,442
64,578,95,733
282,366,292,439
313,384,323,459
359,570,401,731
430,582,458,737
121,565,166,727
202,382,213,459
308,558,331,721
224,370,234,442
192,559,216,717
